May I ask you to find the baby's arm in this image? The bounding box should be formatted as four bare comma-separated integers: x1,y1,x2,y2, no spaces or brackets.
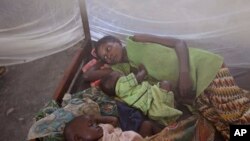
135,64,147,83
95,115,118,127
83,61,112,81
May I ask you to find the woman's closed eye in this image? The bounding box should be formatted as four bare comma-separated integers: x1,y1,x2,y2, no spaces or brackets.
103,47,111,61
92,122,98,127
104,55,108,60
107,46,111,51
88,121,98,127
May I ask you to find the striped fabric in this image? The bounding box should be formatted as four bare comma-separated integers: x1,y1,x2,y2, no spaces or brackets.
195,67,250,140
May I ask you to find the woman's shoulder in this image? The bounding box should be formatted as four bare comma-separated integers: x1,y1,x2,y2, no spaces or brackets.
189,47,223,58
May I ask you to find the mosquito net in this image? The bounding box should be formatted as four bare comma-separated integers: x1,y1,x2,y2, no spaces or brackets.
0,0,84,65
1,0,250,68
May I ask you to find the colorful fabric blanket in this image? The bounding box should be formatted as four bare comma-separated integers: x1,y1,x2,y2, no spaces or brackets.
147,115,215,141
27,87,118,140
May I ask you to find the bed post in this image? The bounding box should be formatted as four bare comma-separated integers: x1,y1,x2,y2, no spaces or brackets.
53,0,92,104
79,0,92,44
78,0,93,61
29,1,92,140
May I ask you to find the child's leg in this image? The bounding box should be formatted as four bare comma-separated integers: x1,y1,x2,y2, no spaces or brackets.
151,120,165,134
138,120,153,137
138,120,164,137
0,66,7,77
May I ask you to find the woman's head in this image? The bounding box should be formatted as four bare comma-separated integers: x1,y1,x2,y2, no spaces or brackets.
95,36,125,64
63,115,103,141
99,71,122,97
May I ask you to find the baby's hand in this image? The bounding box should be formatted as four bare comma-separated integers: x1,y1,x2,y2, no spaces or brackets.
107,116,118,127
95,116,119,127
100,64,111,69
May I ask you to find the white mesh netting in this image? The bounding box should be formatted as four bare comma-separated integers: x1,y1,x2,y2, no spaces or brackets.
1,0,250,68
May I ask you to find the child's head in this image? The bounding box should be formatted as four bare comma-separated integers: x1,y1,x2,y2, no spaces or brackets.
94,36,124,65
63,115,103,141
99,71,122,97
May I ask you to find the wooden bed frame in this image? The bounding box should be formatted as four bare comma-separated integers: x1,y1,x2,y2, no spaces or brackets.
52,0,92,104
29,0,93,140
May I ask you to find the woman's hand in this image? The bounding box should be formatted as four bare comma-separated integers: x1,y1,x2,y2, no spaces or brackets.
178,71,193,98
131,34,154,42
82,60,112,81
100,64,111,69
132,34,180,48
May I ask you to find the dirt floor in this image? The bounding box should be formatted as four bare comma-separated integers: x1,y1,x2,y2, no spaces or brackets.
0,44,80,141
0,42,250,141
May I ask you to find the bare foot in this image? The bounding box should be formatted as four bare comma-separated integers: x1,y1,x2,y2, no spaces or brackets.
0,66,7,77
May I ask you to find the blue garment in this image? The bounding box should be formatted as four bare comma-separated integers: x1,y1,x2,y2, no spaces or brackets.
116,101,146,132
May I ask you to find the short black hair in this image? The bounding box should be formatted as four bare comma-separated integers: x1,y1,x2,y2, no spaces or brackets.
95,36,122,58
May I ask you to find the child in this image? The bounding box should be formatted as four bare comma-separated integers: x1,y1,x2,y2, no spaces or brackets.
63,114,161,141
99,64,183,126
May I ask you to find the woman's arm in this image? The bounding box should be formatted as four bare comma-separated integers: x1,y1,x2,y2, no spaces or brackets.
131,34,179,48
83,61,112,81
132,34,192,97
95,115,118,127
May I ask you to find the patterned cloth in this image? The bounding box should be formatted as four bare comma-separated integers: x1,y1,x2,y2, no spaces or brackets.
35,100,60,121
72,87,118,116
28,87,118,141
195,67,250,140
27,97,100,140
146,115,215,141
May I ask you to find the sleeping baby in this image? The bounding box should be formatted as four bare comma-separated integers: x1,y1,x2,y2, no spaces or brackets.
99,64,183,126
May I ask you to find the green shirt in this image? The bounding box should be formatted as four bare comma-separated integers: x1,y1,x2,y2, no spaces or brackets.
126,37,223,96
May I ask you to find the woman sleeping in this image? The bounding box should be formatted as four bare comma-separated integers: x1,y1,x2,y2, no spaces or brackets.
83,34,250,141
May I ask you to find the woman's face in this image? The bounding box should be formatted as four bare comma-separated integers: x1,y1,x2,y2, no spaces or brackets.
96,42,123,64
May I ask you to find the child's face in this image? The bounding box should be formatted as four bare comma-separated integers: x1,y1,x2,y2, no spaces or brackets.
75,115,103,141
97,41,123,64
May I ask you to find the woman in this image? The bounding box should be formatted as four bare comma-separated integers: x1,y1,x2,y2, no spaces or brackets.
84,34,250,140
